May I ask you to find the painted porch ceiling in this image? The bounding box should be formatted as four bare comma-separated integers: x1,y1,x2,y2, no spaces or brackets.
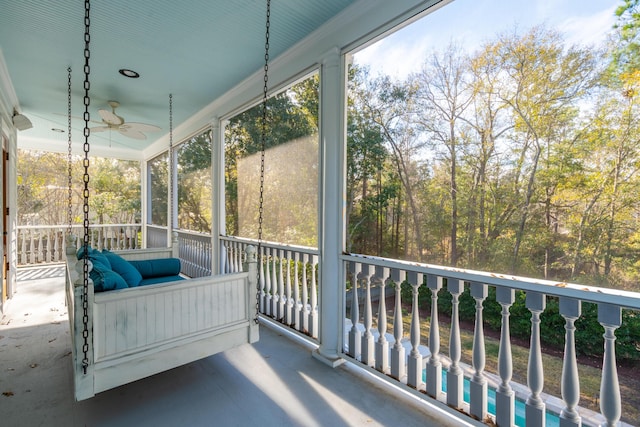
0,0,355,157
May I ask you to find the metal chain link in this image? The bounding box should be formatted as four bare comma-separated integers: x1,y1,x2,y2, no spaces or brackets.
67,67,73,235
81,0,91,375
256,0,270,324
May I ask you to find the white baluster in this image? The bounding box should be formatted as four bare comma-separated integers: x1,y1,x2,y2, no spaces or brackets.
54,231,61,262
271,251,279,317
37,232,43,263
96,228,102,250
222,242,229,273
227,242,234,273
235,241,242,272
470,282,488,421
526,291,546,427
20,230,27,265
229,242,235,272
426,274,443,399
348,262,362,360
29,232,36,264
598,303,622,427
285,250,293,325
390,269,406,381
300,253,309,332
559,297,581,427
260,246,268,315
447,279,464,408
496,287,515,427
407,271,423,389
309,255,318,338
375,266,390,374
45,230,52,263
278,249,285,320
293,251,301,331
361,264,375,367
128,227,133,249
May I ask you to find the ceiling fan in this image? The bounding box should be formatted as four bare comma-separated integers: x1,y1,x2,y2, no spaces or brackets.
91,100,161,140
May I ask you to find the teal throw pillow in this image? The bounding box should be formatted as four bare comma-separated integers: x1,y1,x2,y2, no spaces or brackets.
102,249,143,287
90,262,127,292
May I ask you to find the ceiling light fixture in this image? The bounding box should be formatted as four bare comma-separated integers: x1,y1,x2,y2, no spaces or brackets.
118,68,140,78
12,111,33,131
51,128,65,133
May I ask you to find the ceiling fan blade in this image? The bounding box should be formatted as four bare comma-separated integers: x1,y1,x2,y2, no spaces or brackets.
99,109,123,126
119,127,147,140
90,126,111,132
121,122,162,132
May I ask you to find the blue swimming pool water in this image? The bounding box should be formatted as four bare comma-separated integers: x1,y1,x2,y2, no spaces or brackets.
424,369,561,427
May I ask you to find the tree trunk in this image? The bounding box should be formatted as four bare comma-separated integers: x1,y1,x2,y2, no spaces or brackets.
512,142,541,274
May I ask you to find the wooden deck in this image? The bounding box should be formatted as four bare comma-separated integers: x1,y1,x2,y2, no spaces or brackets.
0,266,473,427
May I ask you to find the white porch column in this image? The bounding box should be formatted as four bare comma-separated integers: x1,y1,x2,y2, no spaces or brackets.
141,159,148,248
168,136,178,246
312,47,346,367
211,116,223,274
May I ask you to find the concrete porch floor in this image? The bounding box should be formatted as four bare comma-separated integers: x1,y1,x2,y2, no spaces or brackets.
0,265,475,427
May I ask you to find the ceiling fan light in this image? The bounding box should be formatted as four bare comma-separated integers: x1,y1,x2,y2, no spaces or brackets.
118,68,140,78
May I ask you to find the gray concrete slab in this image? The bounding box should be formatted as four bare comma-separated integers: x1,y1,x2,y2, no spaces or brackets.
0,268,475,427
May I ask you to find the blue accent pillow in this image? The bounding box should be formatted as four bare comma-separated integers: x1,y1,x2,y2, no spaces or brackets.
129,258,181,278
90,262,127,292
102,249,143,287
77,246,112,269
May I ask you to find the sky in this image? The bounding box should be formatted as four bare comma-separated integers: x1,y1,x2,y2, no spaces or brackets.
354,0,619,80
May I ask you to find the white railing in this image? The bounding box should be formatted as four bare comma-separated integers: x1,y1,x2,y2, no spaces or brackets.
177,229,212,278
343,253,640,427
220,236,320,339
17,224,141,265
146,224,168,248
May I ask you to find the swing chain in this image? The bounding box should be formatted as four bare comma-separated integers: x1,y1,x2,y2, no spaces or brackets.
67,67,73,236
256,0,270,324
81,0,91,375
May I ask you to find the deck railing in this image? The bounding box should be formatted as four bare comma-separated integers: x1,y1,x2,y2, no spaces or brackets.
17,224,141,265
343,253,639,427
17,225,212,279
220,236,320,340
146,224,168,248
176,229,212,278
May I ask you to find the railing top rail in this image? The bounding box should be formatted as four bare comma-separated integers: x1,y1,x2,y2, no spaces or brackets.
176,229,212,238
146,224,168,229
17,223,142,230
342,252,640,310
220,235,319,256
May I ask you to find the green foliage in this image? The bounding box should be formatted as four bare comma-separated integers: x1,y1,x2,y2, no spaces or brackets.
611,0,640,77
346,23,640,293
177,130,212,232
224,74,319,246
18,150,140,226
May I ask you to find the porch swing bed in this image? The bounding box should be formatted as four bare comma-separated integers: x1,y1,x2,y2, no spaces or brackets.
65,242,259,401
63,0,272,401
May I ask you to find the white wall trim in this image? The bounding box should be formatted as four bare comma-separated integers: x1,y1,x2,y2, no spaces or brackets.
0,48,19,118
